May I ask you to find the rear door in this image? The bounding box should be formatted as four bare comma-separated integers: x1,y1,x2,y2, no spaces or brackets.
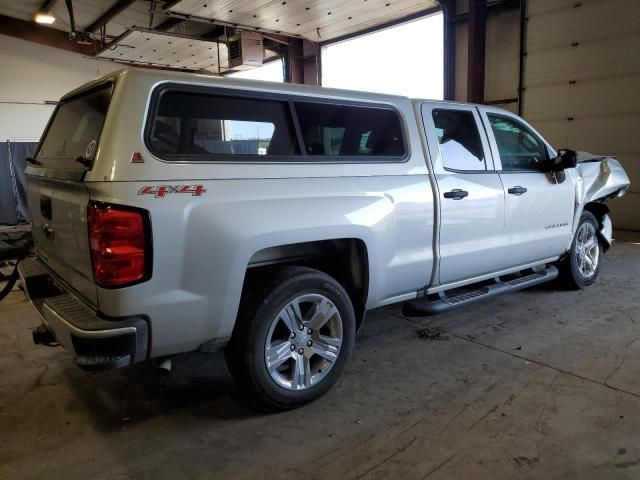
27,82,114,306
479,109,574,266
421,103,509,285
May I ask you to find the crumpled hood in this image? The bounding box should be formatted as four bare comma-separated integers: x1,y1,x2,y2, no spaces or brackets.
575,151,611,163
574,153,630,204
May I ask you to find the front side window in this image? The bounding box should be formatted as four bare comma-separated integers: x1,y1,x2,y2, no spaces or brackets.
148,90,299,158
295,102,405,157
487,114,548,171
432,109,486,171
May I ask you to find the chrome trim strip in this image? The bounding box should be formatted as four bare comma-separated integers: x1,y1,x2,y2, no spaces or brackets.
42,303,137,338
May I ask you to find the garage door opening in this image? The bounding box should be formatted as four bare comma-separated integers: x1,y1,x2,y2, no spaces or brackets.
322,12,443,99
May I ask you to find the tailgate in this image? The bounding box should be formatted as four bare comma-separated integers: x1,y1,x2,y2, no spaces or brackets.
25,80,115,307
27,175,97,306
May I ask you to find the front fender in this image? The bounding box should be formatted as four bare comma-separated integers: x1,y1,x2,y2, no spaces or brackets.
568,157,630,250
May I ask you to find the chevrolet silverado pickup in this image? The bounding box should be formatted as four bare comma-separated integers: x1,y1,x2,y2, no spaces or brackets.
19,69,630,410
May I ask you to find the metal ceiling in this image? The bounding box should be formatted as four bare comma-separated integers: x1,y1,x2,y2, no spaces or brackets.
95,27,279,73
0,0,440,74
0,0,175,38
165,0,440,42
0,0,440,42
96,28,231,72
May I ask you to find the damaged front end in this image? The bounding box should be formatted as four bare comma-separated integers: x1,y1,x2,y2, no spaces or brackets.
572,151,630,251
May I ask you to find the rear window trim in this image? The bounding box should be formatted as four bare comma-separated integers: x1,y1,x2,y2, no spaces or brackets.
143,83,409,164
35,80,115,168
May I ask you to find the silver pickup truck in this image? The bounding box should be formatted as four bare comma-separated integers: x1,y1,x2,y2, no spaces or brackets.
19,68,630,410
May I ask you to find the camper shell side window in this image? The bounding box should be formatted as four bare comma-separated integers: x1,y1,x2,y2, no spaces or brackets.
144,84,408,163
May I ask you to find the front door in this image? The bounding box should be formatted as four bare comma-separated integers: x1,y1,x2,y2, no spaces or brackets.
421,103,508,286
479,109,574,267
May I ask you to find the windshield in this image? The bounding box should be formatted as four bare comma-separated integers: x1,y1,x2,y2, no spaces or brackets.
36,82,113,170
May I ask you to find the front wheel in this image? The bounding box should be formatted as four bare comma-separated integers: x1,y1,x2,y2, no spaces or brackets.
558,211,602,289
226,266,356,411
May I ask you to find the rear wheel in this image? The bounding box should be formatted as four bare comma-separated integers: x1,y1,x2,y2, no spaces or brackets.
558,211,602,289
0,261,19,302
226,266,356,411
0,230,32,302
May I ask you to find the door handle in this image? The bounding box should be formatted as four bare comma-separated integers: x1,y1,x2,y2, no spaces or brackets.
443,189,469,200
42,223,55,240
508,186,528,196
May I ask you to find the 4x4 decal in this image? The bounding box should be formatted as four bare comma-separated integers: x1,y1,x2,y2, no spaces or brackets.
138,185,207,198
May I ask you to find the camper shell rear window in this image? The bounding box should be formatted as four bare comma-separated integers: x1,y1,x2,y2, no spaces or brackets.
145,84,407,163
36,82,114,171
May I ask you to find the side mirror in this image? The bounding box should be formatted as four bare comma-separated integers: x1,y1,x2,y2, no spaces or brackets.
538,149,577,173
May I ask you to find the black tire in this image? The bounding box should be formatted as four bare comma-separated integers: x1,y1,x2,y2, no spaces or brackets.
0,263,19,302
225,266,356,412
0,233,32,303
558,211,602,289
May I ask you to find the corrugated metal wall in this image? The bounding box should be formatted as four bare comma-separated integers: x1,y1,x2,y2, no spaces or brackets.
522,0,640,230
452,0,639,231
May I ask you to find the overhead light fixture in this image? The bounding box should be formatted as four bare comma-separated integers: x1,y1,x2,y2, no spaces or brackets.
34,12,56,24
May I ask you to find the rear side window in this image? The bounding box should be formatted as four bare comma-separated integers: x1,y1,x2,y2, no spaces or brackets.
37,82,113,170
295,102,405,157
148,90,299,158
146,85,406,162
432,109,486,171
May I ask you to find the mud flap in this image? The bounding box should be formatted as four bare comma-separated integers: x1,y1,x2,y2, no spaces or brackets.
598,214,613,252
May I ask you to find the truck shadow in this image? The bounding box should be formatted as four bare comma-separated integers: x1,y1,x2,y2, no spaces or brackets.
61,350,255,433
56,272,597,434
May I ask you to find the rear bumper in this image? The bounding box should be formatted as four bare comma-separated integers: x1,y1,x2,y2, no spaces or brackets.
18,257,148,370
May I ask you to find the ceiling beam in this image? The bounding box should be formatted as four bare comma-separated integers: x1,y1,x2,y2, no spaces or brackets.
85,0,136,33
38,0,57,13
200,25,226,40
154,16,183,31
453,0,520,22
0,14,103,55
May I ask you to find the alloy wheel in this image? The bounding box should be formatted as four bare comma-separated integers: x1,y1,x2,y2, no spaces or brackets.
264,294,343,390
575,222,599,279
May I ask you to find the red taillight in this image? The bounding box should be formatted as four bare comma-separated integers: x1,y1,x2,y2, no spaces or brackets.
88,203,149,288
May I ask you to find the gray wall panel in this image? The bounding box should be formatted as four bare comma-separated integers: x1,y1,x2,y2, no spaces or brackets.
522,0,640,230
527,0,640,53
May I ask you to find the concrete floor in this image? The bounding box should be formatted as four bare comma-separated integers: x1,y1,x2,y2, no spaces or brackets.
1,233,640,480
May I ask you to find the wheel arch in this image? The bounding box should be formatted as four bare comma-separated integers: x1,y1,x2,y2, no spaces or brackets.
583,202,610,221
245,238,370,331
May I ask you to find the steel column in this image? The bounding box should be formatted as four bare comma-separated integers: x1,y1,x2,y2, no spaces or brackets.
517,0,528,116
439,0,456,101
286,38,320,85
467,0,487,103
